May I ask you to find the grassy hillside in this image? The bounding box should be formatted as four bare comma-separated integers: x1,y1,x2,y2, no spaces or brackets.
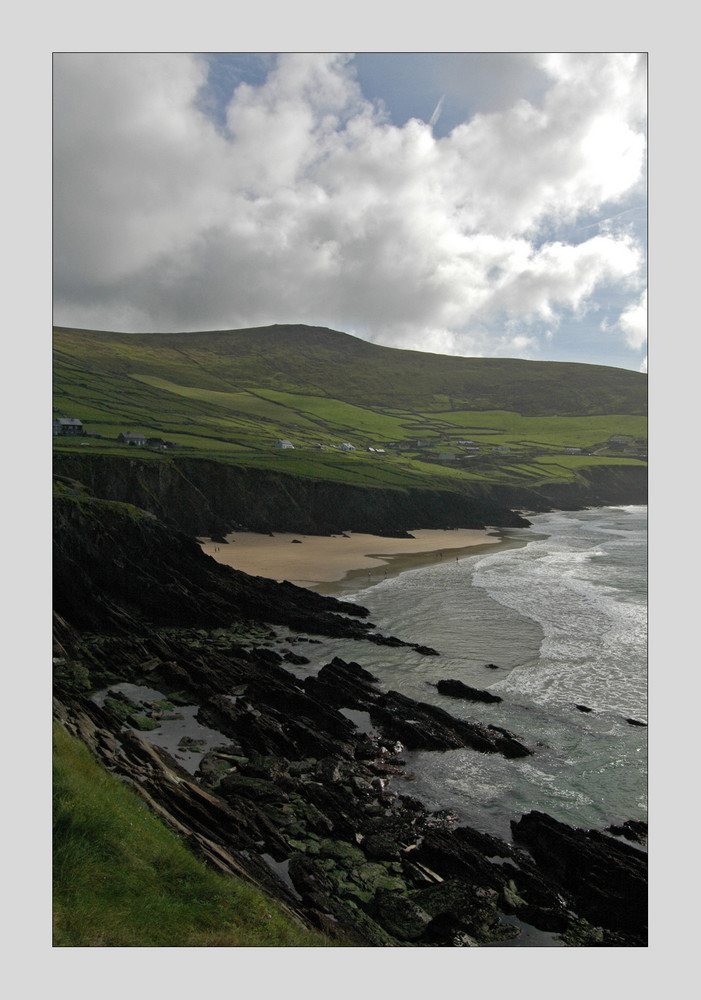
53,722,337,947
53,324,647,493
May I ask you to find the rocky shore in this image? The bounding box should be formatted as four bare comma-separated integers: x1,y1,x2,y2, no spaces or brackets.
53,487,647,947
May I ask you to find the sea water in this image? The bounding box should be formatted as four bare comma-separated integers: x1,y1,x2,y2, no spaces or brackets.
291,506,648,844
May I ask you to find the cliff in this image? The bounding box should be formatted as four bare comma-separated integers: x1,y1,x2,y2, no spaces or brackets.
53,491,373,640
53,453,646,540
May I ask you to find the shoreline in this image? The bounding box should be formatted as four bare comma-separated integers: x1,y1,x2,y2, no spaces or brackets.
312,535,525,597
199,527,507,594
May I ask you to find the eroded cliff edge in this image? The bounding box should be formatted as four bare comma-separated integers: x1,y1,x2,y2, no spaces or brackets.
53,452,647,539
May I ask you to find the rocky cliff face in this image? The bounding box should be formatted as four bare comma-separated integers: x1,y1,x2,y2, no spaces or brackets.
53,453,647,540
53,492,375,640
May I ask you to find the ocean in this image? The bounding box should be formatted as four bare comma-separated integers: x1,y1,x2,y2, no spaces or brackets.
290,505,648,844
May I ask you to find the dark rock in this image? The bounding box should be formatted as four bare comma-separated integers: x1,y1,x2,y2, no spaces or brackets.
219,773,289,804
315,758,344,785
435,679,503,703
287,855,398,946
255,647,284,665
282,650,311,665
485,724,532,759
625,717,647,727
306,659,531,757
372,690,530,756
363,834,402,862
575,704,593,713
605,819,648,845
511,810,647,943
412,828,507,891
372,888,432,941
304,658,380,710
367,633,410,648
411,879,516,945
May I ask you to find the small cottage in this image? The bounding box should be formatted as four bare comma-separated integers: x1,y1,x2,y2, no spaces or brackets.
53,417,83,437
118,432,147,446
275,439,295,449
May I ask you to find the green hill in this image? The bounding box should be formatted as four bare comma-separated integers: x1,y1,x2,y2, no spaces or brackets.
53,323,647,495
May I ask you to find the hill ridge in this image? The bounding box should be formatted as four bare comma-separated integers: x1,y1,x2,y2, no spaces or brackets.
53,323,647,416
54,321,645,372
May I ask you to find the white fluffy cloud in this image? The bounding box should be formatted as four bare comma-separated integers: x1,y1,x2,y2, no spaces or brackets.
617,289,648,350
53,52,647,365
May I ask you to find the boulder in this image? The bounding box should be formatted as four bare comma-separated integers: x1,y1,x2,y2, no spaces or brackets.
435,679,503,703
373,888,432,941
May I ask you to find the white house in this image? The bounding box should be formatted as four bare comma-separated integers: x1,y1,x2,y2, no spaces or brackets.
275,439,295,449
339,442,355,451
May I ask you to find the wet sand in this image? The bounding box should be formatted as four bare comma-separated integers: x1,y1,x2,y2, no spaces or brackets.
199,528,504,595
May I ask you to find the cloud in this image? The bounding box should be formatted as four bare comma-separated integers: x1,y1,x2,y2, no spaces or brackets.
616,289,648,350
53,52,647,365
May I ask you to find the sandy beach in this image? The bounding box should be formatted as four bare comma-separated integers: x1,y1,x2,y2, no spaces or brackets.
199,528,503,594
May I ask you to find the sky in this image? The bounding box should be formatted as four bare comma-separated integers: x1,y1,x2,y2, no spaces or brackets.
53,51,647,371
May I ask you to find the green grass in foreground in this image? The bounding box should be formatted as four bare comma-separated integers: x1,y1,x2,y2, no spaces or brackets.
53,723,337,947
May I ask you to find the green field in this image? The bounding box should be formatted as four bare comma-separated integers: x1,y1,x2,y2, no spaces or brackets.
53,324,647,492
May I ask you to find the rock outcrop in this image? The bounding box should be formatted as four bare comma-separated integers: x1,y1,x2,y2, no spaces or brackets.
433,678,503,703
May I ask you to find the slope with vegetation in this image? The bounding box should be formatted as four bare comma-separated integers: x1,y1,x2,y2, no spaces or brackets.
53,324,646,503
53,324,647,534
